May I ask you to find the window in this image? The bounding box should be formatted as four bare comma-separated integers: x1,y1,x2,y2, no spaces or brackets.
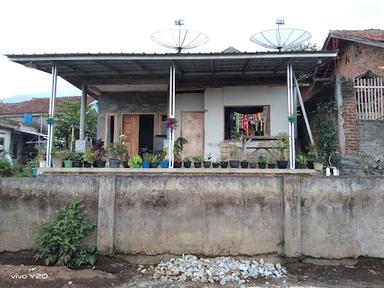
224,106,270,140
105,114,118,144
354,76,384,120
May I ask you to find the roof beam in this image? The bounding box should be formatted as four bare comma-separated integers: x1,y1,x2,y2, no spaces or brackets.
93,60,122,74
242,58,253,74
172,60,183,77
131,60,151,73
56,61,87,74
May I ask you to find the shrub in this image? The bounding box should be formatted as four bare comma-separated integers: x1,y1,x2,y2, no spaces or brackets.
0,158,13,177
34,199,97,268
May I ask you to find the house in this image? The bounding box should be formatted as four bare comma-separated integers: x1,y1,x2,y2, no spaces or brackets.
309,29,384,174
6,50,337,168
0,96,93,162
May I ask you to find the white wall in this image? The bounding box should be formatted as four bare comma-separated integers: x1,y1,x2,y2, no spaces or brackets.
204,85,289,160
0,129,11,153
174,93,204,139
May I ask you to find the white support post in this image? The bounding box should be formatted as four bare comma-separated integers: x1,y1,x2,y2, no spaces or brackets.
168,65,176,168
287,64,296,169
79,84,87,141
46,64,58,167
294,75,315,147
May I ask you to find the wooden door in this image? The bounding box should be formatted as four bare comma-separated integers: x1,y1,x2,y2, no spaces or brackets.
122,114,139,157
181,112,204,157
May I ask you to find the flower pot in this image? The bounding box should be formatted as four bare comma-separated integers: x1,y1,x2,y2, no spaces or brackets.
83,161,92,168
258,162,266,169
307,160,314,169
160,160,169,168
142,160,151,168
183,161,192,168
314,162,323,172
212,162,220,168
277,160,288,169
194,161,202,168
229,160,240,168
174,161,182,168
72,160,83,168
52,158,63,168
109,159,120,168
93,160,106,168
240,161,249,168
220,161,228,168
297,163,307,169
203,161,211,168
151,162,159,168
122,161,129,168
63,160,73,168
31,167,38,176
133,164,141,168
267,163,276,169
250,162,257,169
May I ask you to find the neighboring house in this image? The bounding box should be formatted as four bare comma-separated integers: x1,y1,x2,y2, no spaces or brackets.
0,96,93,162
6,50,336,167
310,29,384,174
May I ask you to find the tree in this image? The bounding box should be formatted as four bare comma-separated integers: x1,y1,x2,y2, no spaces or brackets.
54,99,97,148
286,42,319,52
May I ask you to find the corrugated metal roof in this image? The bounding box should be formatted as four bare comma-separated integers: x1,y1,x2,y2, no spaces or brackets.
6,51,337,97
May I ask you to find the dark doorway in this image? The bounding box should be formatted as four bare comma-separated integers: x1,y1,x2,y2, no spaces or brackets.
139,115,154,154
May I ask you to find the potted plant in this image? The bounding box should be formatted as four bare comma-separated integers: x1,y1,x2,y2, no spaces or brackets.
159,150,169,168
274,132,289,169
183,156,192,168
174,137,187,168
142,152,152,168
106,143,124,168
92,139,106,168
267,157,276,169
71,151,84,168
212,159,220,168
151,154,160,168
249,160,257,169
51,149,67,168
296,153,308,169
220,158,229,168
62,150,73,168
257,155,267,169
240,158,249,169
36,151,45,168
203,153,212,168
82,149,94,168
128,154,142,168
193,155,203,168
314,158,324,172
229,146,240,168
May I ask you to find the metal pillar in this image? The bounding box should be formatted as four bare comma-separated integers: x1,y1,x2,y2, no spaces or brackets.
79,84,87,140
168,65,176,168
294,75,315,147
287,64,296,169
46,64,58,167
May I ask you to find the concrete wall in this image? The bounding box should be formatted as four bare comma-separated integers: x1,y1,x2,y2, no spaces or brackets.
2,174,384,259
0,129,11,154
358,120,384,157
204,85,289,159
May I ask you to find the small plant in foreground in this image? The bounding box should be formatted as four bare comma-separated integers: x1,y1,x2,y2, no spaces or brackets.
34,199,97,268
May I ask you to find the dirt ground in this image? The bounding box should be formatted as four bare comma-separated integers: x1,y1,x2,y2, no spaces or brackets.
1,251,384,288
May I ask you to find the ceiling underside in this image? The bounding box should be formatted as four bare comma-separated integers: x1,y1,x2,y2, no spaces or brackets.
7,52,337,97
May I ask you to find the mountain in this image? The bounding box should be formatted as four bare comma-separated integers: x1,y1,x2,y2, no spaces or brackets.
1,89,81,103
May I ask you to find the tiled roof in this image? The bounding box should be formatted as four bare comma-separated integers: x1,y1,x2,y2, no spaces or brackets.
330,30,384,42
0,96,93,115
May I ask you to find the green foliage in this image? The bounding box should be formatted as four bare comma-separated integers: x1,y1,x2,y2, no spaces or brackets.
286,42,319,51
69,151,83,161
205,153,212,161
274,132,289,160
315,100,337,165
128,154,142,167
257,155,267,164
296,153,308,165
193,155,203,162
150,154,160,164
184,156,193,162
173,137,188,161
54,99,97,148
34,199,97,268
82,149,94,163
0,158,14,177
51,149,71,160
142,152,153,162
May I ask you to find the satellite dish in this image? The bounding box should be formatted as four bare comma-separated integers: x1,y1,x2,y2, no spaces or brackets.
250,19,311,52
151,20,209,53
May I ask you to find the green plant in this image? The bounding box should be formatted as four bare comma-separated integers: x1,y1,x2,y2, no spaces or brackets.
82,149,94,163
184,156,193,162
229,146,240,159
150,154,160,164
69,151,83,161
51,150,70,160
142,152,153,162
193,155,203,162
257,155,267,164
0,158,14,177
174,137,188,161
106,143,123,160
34,199,96,268
205,153,212,161
296,153,308,165
128,154,142,167
315,100,337,165
274,132,289,160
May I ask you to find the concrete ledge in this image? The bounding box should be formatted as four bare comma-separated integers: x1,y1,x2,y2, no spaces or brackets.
41,167,317,175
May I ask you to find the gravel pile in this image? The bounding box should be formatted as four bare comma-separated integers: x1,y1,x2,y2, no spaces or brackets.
153,254,287,285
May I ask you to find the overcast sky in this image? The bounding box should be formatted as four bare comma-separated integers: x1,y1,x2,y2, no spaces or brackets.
0,0,383,100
